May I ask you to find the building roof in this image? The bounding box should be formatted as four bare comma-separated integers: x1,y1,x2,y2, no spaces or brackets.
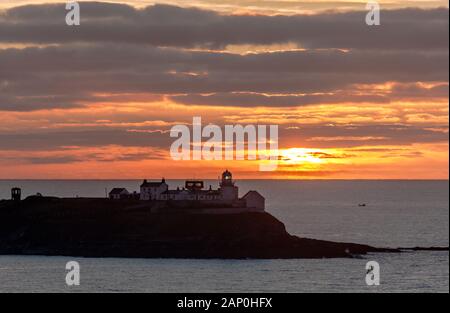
242,190,265,200
141,179,166,187
223,169,232,176
109,188,129,195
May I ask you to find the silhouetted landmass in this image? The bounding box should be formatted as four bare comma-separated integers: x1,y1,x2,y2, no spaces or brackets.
400,247,449,252
0,196,411,259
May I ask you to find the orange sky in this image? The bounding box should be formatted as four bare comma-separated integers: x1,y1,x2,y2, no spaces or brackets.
0,1,448,179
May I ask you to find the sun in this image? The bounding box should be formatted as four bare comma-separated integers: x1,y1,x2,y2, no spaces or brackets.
280,148,326,165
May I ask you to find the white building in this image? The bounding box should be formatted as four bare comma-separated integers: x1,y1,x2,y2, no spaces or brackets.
138,170,265,211
140,179,168,200
242,191,265,211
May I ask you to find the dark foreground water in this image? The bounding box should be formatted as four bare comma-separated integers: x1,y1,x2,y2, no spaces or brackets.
0,180,448,292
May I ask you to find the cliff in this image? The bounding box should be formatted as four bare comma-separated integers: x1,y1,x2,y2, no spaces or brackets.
0,197,397,259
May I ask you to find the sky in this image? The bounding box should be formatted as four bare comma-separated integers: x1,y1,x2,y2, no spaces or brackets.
0,1,448,179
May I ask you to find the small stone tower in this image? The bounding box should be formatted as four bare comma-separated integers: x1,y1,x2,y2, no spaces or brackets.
11,187,21,201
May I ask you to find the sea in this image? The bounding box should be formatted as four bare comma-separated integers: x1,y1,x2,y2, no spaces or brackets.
0,180,448,293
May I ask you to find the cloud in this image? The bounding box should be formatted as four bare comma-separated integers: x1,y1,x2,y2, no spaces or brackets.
0,94,88,111
170,92,390,107
389,83,449,99
0,1,447,169
0,3,447,112
170,83,449,107
0,129,172,151
0,3,448,50
280,124,449,148
0,44,447,111
0,145,169,164
0,121,447,153
21,155,84,164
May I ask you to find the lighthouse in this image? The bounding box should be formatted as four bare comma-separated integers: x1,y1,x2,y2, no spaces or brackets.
220,170,239,201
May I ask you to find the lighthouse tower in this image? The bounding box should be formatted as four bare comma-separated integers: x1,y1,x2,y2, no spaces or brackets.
220,170,238,201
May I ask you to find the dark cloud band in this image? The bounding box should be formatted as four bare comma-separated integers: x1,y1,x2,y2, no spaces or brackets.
0,44,448,111
0,3,448,50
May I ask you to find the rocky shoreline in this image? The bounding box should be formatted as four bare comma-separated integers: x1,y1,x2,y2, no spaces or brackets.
0,197,445,259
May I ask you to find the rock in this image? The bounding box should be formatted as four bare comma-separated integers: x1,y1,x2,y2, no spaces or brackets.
0,197,399,259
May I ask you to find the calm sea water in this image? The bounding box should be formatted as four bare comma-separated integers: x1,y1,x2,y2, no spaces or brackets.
0,180,448,293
